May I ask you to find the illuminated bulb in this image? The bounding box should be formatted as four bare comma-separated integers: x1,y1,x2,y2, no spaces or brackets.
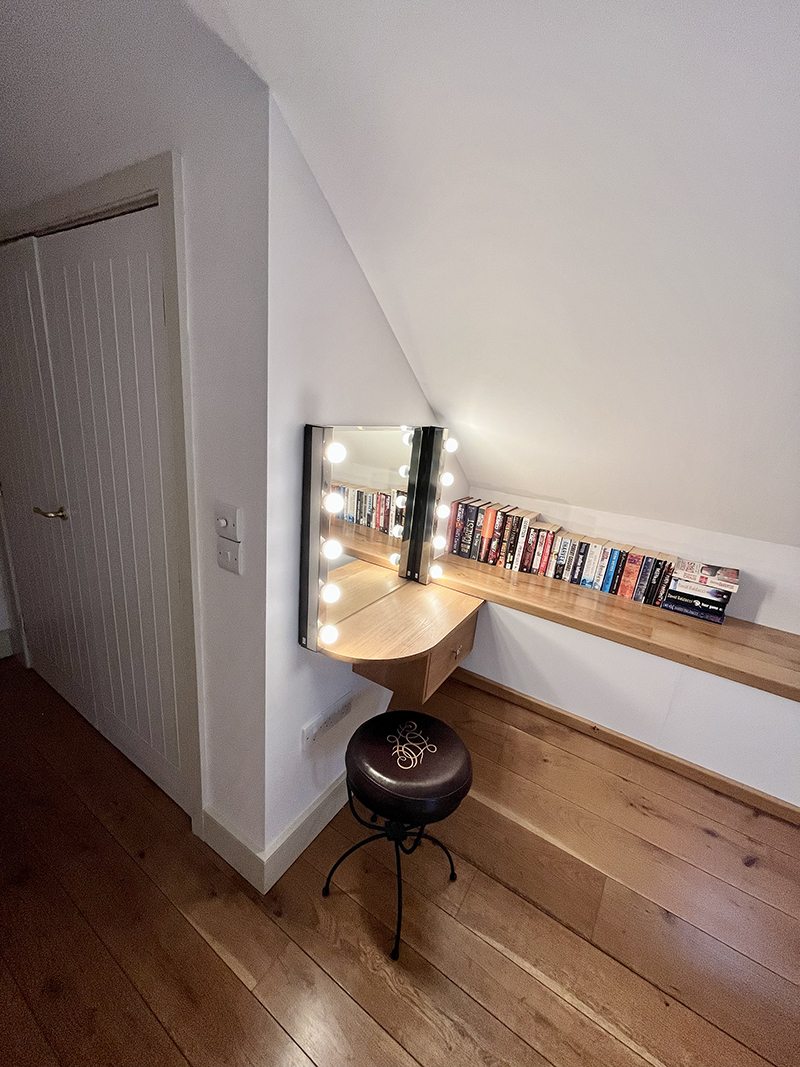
395,494,407,508
325,441,347,463
322,539,343,560
323,492,344,514
398,464,410,478
392,524,403,538
320,583,340,604
440,472,454,487
433,535,447,550
319,625,339,646
429,564,443,579
444,437,459,453
389,552,401,566
402,431,413,446
400,425,411,431
436,503,450,519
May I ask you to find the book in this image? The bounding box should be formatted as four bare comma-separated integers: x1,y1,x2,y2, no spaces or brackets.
545,534,563,578
561,537,580,582
451,497,478,555
569,539,590,584
519,525,540,573
510,512,533,571
632,554,656,602
661,599,725,624
667,578,732,606
580,539,607,588
653,558,676,607
470,504,489,560
500,510,524,568
477,504,500,563
447,497,473,553
592,544,613,591
552,536,572,580
609,549,632,596
460,500,490,559
663,584,729,616
617,550,645,599
487,505,516,566
673,559,740,593
643,558,667,605
537,528,560,576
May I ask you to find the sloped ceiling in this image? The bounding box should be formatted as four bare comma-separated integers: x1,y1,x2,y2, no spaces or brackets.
185,0,799,547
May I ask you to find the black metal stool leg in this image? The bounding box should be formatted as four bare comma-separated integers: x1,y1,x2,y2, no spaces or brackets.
421,832,457,881
391,839,403,961
322,832,387,896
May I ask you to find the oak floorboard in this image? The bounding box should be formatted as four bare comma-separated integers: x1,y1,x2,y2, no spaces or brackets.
0,954,63,1067
0,744,315,1067
592,880,800,1067
468,750,800,983
302,825,653,1067
443,676,800,857
430,689,800,918
0,810,190,1067
458,870,772,1067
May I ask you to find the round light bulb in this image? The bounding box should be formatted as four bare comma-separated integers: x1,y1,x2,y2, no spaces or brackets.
440,472,454,487
436,503,450,519
395,493,407,508
444,437,459,453
325,441,347,464
432,535,446,550
400,425,411,432
320,583,340,604
392,524,403,538
398,464,410,478
323,492,344,514
322,539,343,560
402,431,413,446
389,552,401,566
429,564,443,579
319,624,339,646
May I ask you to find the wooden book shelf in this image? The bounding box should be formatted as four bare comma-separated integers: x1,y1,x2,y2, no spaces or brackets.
335,521,800,704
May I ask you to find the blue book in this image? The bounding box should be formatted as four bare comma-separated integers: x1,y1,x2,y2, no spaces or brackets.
601,549,620,593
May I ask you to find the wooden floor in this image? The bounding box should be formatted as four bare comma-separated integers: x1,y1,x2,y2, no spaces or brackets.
1,657,797,1067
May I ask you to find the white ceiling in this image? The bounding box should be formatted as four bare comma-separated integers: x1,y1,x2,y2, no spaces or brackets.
185,0,799,546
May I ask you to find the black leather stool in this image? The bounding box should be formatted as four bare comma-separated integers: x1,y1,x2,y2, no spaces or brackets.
322,710,472,960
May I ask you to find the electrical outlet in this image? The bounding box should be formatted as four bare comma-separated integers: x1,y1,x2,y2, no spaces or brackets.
302,696,353,748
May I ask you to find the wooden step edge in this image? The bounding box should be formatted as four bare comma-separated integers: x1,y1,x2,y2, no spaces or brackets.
454,668,800,828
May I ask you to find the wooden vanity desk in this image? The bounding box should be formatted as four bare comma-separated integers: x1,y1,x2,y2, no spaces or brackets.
321,558,483,704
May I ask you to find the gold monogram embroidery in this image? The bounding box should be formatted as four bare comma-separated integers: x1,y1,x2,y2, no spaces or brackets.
387,721,437,770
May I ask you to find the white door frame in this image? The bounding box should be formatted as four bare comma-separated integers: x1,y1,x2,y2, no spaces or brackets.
0,154,203,826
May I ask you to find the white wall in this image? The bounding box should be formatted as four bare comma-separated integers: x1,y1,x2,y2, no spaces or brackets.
264,98,468,849
0,0,270,847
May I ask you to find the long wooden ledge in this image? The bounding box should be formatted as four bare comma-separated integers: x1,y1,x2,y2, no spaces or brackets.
336,525,800,704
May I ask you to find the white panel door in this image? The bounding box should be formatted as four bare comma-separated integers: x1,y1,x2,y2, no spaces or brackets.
0,208,198,814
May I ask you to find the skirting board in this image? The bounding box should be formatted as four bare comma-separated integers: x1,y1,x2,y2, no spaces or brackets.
454,666,800,827
200,772,348,893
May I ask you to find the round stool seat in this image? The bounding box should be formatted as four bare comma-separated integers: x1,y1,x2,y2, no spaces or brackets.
346,710,472,826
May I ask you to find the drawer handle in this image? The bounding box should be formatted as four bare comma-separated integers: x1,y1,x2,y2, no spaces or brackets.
452,644,463,659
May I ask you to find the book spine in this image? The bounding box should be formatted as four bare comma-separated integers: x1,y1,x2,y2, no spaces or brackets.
654,562,674,607
644,559,665,605
511,517,531,571
663,589,728,615
632,556,655,602
570,541,589,584
478,508,497,563
451,500,469,555
530,530,546,574
661,599,724,624
592,545,612,590
600,549,619,593
581,543,603,588
544,534,562,578
609,550,630,595
487,511,509,566
501,515,521,568
459,504,480,558
520,527,539,573
553,537,571,580
538,531,555,575
617,554,644,599
470,507,487,560
561,539,579,582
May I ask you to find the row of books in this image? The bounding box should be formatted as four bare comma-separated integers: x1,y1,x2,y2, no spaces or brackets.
447,498,739,623
331,483,405,536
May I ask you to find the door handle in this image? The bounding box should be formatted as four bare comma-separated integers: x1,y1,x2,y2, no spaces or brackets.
33,506,68,521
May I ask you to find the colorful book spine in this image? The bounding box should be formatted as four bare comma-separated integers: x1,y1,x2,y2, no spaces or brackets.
570,541,590,584
581,542,604,588
553,537,572,580
644,559,666,605
538,530,556,575
501,513,522,568
520,526,540,573
632,556,656,602
661,599,724,624
511,516,531,571
561,538,579,582
478,507,498,563
617,553,644,599
600,549,620,593
451,499,470,555
487,509,510,566
609,550,630,595
545,534,562,578
530,529,547,574
653,562,674,607
459,502,481,558
470,506,488,560
592,545,612,590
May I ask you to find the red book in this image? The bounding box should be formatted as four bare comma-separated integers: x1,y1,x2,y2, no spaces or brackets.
477,506,498,563
487,506,515,566
519,526,540,573
617,550,645,599
537,530,556,575
446,497,472,553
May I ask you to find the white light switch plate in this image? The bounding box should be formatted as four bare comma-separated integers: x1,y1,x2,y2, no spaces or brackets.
217,536,243,575
215,504,243,542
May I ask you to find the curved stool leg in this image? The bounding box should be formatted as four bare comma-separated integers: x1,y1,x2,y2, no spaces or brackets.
391,839,403,961
322,832,386,897
421,832,457,881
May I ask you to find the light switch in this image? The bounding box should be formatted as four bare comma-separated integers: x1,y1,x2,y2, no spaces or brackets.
217,536,243,575
215,504,243,542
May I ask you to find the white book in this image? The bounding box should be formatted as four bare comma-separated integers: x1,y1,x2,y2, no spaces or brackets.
545,535,563,578
592,544,612,590
580,541,606,588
